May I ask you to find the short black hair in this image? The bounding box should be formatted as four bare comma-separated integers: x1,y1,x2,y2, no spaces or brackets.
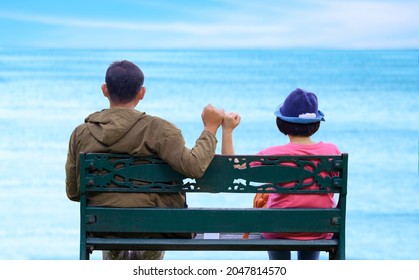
276,117,320,137
105,60,144,103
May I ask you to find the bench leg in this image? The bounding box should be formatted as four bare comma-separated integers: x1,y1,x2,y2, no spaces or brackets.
329,248,345,260
80,244,90,260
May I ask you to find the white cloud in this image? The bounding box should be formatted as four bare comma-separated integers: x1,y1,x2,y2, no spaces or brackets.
0,10,288,35
0,0,418,49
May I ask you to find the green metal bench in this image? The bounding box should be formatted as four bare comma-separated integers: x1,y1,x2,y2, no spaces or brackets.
79,153,348,260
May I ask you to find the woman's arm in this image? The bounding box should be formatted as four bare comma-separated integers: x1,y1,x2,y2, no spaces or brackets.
221,112,241,155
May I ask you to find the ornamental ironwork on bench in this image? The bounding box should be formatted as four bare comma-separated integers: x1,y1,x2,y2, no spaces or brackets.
81,153,346,194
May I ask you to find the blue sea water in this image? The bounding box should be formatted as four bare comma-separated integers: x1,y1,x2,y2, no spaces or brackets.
0,49,418,260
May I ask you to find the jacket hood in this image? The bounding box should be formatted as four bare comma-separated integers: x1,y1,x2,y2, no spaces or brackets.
85,108,145,146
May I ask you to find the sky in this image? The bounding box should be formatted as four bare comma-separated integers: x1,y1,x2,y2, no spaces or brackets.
0,0,418,50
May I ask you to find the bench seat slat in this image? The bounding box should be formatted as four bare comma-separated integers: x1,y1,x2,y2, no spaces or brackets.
86,236,339,251
85,207,341,233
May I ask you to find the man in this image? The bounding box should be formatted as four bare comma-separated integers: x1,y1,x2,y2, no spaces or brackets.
65,60,224,259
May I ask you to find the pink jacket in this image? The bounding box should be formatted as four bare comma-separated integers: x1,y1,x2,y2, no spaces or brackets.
257,142,341,240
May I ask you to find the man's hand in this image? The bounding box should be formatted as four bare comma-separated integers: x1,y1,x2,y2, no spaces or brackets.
201,104,224,135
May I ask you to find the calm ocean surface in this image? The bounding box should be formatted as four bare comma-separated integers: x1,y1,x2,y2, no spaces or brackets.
0,49,418,260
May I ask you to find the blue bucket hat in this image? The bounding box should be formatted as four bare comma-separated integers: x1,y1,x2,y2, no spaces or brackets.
274,88,325,124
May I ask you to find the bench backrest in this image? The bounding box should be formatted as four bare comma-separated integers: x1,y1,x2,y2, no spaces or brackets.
80,153,348,195
79,153,348,253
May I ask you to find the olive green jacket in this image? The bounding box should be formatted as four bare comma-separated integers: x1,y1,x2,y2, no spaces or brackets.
65,108,217,209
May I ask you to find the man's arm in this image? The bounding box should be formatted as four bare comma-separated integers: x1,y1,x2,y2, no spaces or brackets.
155,104,224,179
65,129,80,202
